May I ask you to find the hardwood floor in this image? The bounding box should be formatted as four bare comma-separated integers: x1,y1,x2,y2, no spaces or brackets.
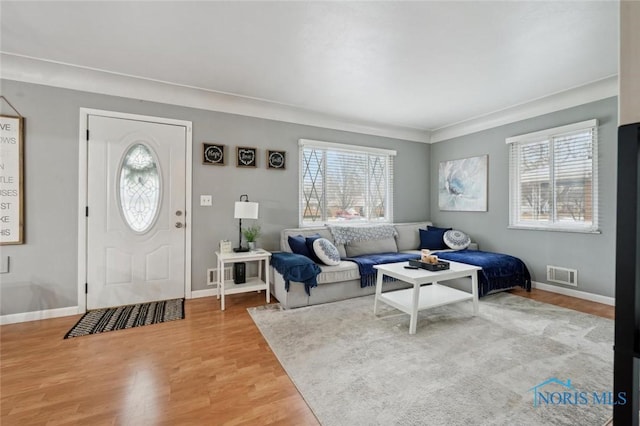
1,293,319,426
509,287,615,320
1,288,614,425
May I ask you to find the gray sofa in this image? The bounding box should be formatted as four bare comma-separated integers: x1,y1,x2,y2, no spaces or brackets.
270,221,477,309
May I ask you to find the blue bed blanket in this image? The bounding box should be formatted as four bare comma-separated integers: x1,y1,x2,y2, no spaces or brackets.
343,252,421,287
271,252,322,296
436,250,531,297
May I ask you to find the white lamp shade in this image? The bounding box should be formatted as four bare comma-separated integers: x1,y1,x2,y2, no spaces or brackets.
234,201,259,219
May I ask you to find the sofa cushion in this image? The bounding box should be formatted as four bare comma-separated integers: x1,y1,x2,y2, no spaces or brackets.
316,261,360,284
313,238,341,266
443,229,471,250
345,236,398,257
393,221,432,251
419,228,450,250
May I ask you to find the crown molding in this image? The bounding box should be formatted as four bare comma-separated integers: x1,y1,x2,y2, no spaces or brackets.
0,53,430,143
0,53,618,145
429,75,618,143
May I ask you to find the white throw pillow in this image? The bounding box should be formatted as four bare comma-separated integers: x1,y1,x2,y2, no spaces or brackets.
443,230,471,250
313,238,341,266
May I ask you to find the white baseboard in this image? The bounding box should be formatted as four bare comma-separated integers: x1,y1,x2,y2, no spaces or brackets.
532,281,615,306
0,306,79,325
190,288,218,299
0,292,218,324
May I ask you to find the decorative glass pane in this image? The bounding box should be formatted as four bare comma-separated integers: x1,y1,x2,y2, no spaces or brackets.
118,143,161,233
368,155,387,220
301,149,324,223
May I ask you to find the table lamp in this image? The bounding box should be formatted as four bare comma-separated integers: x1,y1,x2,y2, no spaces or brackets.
233,194,259,252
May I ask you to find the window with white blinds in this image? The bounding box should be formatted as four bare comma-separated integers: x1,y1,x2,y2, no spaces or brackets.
507,119,598,233
299,139,395,226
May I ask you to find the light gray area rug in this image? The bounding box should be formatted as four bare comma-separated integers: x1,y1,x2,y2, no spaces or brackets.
249,293,613,426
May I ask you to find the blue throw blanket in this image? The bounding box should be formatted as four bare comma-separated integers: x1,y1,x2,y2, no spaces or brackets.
271,252,322,296
344,252,421,287
436,250,531,297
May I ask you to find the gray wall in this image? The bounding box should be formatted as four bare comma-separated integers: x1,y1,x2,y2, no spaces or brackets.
430,97,618,298
0,79,430,315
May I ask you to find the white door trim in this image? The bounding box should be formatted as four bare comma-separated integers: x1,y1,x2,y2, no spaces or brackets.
77,108,193,314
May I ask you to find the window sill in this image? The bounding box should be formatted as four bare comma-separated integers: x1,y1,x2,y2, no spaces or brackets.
508,225,601,234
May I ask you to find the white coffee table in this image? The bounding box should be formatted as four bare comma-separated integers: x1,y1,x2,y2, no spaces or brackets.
373,260,481,334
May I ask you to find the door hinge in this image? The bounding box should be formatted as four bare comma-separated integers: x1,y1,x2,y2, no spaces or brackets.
86,129,89,141
85,283,88,294
86,206,89,217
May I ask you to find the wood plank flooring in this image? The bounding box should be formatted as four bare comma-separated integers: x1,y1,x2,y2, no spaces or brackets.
510,287,614,319
1,289,614,425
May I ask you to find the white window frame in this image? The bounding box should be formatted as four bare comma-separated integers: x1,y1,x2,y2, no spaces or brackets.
507,119,599,233
298,139,396,227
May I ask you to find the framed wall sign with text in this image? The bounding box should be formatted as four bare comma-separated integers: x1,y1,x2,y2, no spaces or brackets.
219,240,233,254
236,146,257,168
267,150,286,169
203,143,225,165
0,115,24,244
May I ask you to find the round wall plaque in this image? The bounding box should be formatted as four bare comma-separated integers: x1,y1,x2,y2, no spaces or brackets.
203,143,225,165
267,150,286,169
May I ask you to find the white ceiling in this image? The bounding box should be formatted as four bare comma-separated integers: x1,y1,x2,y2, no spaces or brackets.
0,1,619,141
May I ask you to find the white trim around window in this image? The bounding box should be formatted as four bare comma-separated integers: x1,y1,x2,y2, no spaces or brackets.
298,139,396,227
507,119,599,233
298,139,397,156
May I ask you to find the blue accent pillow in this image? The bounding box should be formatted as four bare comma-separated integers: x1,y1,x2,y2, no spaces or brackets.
427,225,452,233
305,234,323,263
419,228,450,250
288,233,320,259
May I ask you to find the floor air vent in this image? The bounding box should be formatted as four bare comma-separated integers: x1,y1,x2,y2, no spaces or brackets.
546,265,578,287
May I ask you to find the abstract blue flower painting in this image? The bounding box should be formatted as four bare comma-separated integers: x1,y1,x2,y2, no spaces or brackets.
438,155,488,211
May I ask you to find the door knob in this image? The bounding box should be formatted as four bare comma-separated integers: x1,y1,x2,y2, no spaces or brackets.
175,222,185,228
176,210,183,216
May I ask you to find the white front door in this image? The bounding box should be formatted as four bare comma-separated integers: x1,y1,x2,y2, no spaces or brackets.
86,115,187,309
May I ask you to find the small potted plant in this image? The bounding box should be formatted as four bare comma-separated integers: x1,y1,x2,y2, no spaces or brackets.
242,224,261,250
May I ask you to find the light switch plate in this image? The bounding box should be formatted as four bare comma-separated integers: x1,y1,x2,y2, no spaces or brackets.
200,195,213,206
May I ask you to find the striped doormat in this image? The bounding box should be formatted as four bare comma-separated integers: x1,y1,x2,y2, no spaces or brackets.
64,299,184,338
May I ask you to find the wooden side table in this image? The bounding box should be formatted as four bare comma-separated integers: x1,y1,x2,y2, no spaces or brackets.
215,249,272,310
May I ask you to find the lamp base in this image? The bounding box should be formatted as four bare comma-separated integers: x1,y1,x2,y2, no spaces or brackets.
233,247,250,253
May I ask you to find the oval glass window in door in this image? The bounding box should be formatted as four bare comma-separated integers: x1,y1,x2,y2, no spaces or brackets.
118,143,162,233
